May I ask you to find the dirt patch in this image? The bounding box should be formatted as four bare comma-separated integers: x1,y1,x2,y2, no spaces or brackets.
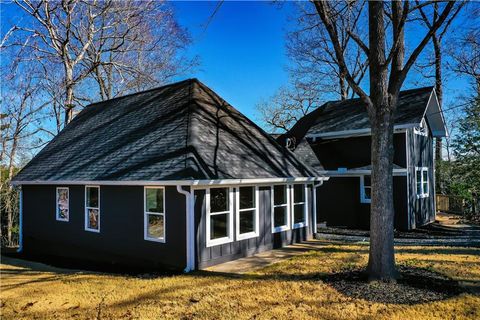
323,266,463,305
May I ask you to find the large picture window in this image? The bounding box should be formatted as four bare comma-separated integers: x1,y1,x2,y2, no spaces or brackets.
360,175,372,203
236,186,259,240
85,186,100,232
416,167,429,198
144,187,165,242
272,185,290,233
206,187,233,247
56,187,69,222
292,184,308,228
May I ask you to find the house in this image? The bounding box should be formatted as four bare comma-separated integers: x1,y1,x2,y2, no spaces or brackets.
279,87,446,231
12,79,328,271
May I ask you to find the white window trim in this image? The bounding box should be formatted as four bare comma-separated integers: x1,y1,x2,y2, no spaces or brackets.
56,187,69,222
206,187,234,247
415,167,430,198
144,186,166,243
291,184,308,229
360,176,372,204
84,186,100,233
235,186,259,241
271,185,291,233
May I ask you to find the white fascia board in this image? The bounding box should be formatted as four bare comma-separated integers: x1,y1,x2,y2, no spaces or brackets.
326,169,407,177
307,124,415,140
11,176,330,187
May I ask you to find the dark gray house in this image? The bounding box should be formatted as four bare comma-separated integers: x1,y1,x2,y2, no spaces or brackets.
280,87,446,231
12,79,327,271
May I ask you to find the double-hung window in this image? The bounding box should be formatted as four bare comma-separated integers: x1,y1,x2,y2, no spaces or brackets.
206,187,233,247
360,176,372,203
236,186,259,240
144,187,166,242
292,184,308,228
272,185,290,233
416,167,429,198
56,187,69,222
85,186,100,232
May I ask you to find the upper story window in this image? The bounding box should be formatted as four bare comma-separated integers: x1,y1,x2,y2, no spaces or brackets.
414,118,428,136
292,184,308,228
56,187,69,222
272,185,290,233
416,167,429,198
206,187,233,247
360,175,372,203
144,187,165,242
236,186,259,240
85,186,100,232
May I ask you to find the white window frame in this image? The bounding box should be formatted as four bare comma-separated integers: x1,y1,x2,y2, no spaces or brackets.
84,186,100,233
56,187,69,222
144,186,166,243
271,184,291,233
415,167,429,198
291,184,308,229
206,187,234,247
235,186,259,241
360,175,372,204
414,118,429,136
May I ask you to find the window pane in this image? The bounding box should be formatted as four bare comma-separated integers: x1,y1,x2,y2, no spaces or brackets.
273,206,287,228
274,185,287,205
210,213,228,239
87,208,99,230
416,171,422,194
423,170,428,183
294,204,305,224
87,187,99,208
57,188,69,220
239,187,255,209
364,176,371,187
293,184,305,203
239,209,255,234
364,187,372,200
210,188,228,213
147,214,164,239
146,188,164,213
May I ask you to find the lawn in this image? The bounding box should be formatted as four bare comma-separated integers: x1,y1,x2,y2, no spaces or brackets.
1,241,479,320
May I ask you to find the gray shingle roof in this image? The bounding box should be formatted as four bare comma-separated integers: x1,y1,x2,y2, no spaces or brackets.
13,79,318,182
289,86,433,139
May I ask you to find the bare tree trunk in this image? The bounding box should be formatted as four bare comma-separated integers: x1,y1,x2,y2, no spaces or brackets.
64,64,75,126
433,35,443,193
6,135,18,246
339,71,348,100
366,0,396,281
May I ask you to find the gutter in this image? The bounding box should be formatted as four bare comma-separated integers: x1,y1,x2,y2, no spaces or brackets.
176,185,195,272
312,181,324,234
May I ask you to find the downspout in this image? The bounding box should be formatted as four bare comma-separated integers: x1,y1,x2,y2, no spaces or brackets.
17,186,23,253
177,185,195,272
312,180,324,234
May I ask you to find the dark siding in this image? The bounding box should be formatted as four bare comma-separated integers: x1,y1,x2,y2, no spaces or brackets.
406,129,436,228
22,185,186,270
195,185,314,269
316,176,409,231
311,133,406,170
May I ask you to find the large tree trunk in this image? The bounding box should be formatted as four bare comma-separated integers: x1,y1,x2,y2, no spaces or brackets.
433,35,443,192
366,0,397,281
64,64,75,126
6,135,18,246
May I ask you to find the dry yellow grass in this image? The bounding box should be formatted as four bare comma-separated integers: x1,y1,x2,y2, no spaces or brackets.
1,241,479,320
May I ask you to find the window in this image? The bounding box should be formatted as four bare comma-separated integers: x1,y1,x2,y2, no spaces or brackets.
292,184,308,228
85,186,100,232
236,186,259,240
271,185,290,233
144,187,165,242
416,167,429,198
56,187,69,222
360,176,372,203
206,187,233,247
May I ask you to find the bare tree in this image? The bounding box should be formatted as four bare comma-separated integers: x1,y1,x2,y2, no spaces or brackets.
450,29,480,96
3,0,195,127
313,0,456,280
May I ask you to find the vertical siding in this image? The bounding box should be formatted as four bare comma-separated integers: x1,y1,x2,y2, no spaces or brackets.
22,185,186,270
406,128,436,228
195,185,313,269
